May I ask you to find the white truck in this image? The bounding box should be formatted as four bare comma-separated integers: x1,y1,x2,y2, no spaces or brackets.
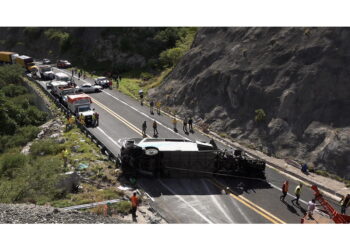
38,65,55,80
49,81,69,96
66,94,94,126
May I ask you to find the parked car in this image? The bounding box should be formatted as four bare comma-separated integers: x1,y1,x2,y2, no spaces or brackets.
94,77,112,88
76,83,102,93
57,60,72,68
42,58,51,64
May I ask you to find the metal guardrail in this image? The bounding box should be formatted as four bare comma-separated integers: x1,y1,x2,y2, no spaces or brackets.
25,74,120,166
62,199,121,211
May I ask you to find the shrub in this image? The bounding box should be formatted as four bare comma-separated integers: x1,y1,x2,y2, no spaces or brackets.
30,139,64,156
159,47,184,67
255,109,266,122
0,126,40,151
1,84,27,98
0,64,24,87
111,201,132,215
0,155,64,203
0,153,28,179
140,72,153,81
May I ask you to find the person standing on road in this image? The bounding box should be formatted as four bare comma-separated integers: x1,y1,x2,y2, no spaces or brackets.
71,69,74,77
78,71,81,80
153,120,158,137
340,194,350,214
150,100,154,114
292,183,303,205
183,117,188,133
156,101,161,115
139,90,144,106
307,199,316,219
280,180,289,201
188,117,193,132
130,192,139,221
142,121,147,137
172,117,177,131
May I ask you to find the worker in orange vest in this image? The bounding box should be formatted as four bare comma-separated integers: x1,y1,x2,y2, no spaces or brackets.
280,180,289,201
130,192,139,221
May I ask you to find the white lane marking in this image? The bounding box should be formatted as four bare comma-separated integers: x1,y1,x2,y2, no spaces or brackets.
201,179,236,223
138,183,155,202
56,67,191,141
96,127,121,149
101,90,190,140
158,179,214,224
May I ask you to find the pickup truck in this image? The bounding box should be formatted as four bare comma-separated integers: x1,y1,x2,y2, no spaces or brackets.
94,77,112,88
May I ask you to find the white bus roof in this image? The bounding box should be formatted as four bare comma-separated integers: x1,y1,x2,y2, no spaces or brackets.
50,81,69,87
134,138,213,152
55,72,69,77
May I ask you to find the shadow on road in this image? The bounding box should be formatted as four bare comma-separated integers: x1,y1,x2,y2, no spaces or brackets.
282,200,301,217
137,177,272,198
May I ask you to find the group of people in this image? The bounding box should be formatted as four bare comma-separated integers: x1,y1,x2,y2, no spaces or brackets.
65,110,99,129
141,116,194,138
280,180,350,219
142,120,159,137
149,100,161,115
71,68,86,80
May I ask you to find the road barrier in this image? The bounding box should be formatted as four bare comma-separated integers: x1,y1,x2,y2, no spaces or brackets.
25,73,120,166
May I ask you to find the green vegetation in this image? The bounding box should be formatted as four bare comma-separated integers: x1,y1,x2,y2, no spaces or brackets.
43,28,71,52
255,108,267,122
0,65,48,152
50,184,123,208
157,27,197,68
30,139,65,157
0,153,65,203
109,200,132,215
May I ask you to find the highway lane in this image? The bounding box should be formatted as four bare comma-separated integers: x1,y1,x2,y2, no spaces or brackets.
39,65,344,223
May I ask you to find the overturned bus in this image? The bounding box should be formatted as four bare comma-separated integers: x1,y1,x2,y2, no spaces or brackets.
120,138,265,179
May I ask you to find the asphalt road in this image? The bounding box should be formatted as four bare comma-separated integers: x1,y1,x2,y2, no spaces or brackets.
33,63,345,224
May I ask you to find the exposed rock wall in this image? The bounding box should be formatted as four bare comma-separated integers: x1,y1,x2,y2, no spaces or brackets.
151,27,350,178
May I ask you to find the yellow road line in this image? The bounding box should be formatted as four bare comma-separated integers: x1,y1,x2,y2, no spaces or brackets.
209,179,285,224
91,97,150,137
238,194,286,224
90,96,284,224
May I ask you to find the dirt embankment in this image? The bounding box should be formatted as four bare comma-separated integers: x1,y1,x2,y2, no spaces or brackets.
150,27,350,178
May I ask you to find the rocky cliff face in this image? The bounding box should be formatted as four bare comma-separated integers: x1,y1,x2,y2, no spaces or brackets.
150,27,350,178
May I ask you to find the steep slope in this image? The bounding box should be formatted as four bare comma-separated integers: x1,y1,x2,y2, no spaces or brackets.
150,27,350,178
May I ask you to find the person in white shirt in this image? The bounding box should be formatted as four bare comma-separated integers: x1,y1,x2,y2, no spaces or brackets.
307,199,316,218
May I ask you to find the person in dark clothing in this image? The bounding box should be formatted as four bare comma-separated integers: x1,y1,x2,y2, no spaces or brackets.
183,117,188,133
142,121,147,137
150,100,154,114
340,194,350,214
153,120,158,137
188,117,193,132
